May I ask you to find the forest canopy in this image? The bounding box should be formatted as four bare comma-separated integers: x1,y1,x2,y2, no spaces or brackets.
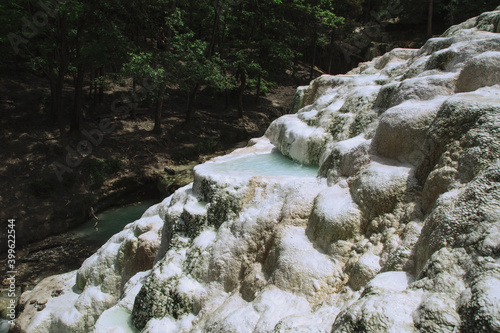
0,0,498,137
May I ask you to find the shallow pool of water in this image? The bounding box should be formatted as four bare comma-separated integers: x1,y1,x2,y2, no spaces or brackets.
207,151,318,178
70,200,157,245
96,306,138,333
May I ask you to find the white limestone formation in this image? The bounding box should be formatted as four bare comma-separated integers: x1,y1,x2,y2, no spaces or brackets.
15,8,500,333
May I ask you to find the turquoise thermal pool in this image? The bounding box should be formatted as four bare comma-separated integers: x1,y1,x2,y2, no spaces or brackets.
206,151,319,178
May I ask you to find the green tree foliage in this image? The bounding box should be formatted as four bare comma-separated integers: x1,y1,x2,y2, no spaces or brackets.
0,1,25,64
212,0,343,114
2,0,497,145
443,0,499,24
399,0,499,28
0,0,343,137
1,0,135,139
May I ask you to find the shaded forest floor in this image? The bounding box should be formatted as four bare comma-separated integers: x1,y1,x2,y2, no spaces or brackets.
0,65,318,292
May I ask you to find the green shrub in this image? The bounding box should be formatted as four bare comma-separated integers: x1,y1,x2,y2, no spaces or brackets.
248,77,277,96
171,147,199,163
195,138,219,154
81,158,124,188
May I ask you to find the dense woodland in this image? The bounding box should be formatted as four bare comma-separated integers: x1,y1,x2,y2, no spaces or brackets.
1,0,497,139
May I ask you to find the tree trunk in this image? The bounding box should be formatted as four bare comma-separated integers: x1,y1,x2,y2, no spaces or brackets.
292,59,298,77
54,73,65,142
47,51,67,143
71,20,85,136
98,67,104,105
186,84,199,123
70,64,84,135
224,89,229,110
89,66,94,99
427,0,433,37
54,14,70,143
309,35,318,81
166,1,176,49
49,79,57,122
237,69,246,118
93,68,99,104
49,77,64,126
207,4,220,58
327,29,335,74
255,73,261,102
153,85,165,134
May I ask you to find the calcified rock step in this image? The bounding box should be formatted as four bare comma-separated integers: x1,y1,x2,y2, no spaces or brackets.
16,8,500,333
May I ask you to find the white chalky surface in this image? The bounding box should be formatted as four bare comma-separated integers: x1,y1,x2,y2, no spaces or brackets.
15,9,500,333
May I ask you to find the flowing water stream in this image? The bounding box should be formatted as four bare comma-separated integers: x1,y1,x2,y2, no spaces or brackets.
70,200,157,246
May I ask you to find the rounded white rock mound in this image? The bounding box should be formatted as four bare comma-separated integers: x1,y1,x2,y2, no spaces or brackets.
456,51,500,92
306,185,362,254
350,160,416,219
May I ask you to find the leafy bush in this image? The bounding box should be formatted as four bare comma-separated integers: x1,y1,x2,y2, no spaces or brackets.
195,138,219,154
247,77,277,96
171,147,199,164
81,158,124,188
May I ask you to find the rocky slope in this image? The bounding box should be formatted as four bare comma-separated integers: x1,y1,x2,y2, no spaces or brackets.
13,8,500,333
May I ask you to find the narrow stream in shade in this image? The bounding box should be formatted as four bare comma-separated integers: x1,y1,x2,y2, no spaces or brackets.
0,201,158,331
207,151,319,177
69,200,157,246
0,319,10,333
